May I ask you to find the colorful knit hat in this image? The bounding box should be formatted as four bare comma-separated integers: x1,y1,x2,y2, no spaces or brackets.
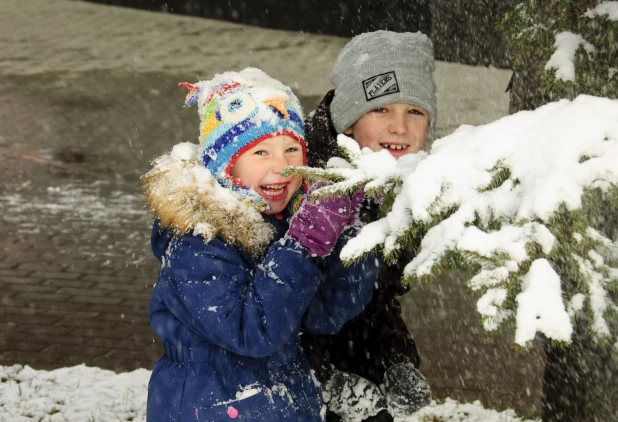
179,68,306,212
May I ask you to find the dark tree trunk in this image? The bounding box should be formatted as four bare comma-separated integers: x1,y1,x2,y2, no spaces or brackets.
541,321,618,421
507,66,549,114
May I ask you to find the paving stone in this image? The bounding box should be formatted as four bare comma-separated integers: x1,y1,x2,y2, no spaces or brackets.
0,275,44,285
43,278,97,288
68,327,152,341
2,341,49,353
4,323,73,336
67,295,124,305
17,262,67,272
98,312,145,323
0,269,35,277
84,303,150,315
55,286,111,297
29,333,87,346
13,292,71,303
0,262,18,270
0,351,69,368
30,271,81,280
54,318,118,330
4,284,60,294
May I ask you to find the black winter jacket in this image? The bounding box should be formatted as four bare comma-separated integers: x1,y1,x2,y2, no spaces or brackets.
300,90,421,390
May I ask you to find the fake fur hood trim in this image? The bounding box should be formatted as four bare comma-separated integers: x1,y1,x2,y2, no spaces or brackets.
142,143,276,255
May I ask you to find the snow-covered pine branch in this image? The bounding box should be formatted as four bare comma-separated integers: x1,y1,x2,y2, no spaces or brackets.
290,95,618,348
500,0,618,100
283,134,426,201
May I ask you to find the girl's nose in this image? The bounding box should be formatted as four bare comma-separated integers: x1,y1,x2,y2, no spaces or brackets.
271,154,287,174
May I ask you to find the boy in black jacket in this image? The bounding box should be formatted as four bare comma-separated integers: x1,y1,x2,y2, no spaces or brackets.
301,31,436,422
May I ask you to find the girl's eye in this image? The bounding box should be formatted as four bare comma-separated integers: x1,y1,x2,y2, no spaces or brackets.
254,150,267,156
286,147,299,153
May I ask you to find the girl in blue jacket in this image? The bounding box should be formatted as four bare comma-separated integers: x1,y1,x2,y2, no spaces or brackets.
143,68,382,422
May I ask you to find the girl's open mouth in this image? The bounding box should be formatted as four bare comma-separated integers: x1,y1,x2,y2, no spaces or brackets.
259,182,289,201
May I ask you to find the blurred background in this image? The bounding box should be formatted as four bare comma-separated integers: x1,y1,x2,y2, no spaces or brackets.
86,0,517,67
0,0,543,418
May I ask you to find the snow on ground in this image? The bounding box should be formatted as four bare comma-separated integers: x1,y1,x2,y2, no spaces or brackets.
0,364,536,422
0,182,145,227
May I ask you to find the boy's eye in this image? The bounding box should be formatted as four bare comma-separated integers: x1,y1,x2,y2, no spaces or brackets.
371,107,387,113
409,108,425,116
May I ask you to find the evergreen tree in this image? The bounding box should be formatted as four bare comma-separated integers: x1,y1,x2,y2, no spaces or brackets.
284,3,618,420
501,2,618,420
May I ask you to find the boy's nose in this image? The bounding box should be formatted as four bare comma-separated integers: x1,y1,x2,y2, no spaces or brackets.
389,115,407,135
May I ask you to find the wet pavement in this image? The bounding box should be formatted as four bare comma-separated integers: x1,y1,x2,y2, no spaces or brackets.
0,0,544,417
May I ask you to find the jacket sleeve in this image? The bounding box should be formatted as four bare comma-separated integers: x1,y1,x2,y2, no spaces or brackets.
151,234,322,358
302,228,382,335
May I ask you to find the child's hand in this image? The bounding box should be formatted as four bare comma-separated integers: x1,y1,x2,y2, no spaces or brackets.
348,186,365,227
287,183,356,257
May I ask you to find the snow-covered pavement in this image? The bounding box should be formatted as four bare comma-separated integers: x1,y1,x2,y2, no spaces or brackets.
0,364,537,422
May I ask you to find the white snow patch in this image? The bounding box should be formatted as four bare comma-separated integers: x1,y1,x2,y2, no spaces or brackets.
0,365,536,422
515,259,572,345
584,1,618,20
568,293,586,316
545,31,595,81
0,364,148,422
574,255,611,337
477,288,511,331
397,397,537,422
171,141,198,161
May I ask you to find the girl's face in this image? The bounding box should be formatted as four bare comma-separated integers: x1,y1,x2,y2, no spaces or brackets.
230,135,304,214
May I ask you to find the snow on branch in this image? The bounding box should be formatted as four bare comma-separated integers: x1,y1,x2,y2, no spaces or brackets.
545,32,595,82
500,0,618,99
291,95,618,347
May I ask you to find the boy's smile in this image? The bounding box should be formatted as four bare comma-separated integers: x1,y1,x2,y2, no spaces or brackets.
229,135,304,214
344,103,429,158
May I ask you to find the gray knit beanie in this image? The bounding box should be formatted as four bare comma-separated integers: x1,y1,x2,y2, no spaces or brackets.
330,31,437,134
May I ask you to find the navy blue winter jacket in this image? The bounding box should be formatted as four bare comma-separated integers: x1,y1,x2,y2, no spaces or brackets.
146,210,381,422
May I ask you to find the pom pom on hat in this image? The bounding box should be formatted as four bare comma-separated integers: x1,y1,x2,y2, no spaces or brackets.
179,68,306,212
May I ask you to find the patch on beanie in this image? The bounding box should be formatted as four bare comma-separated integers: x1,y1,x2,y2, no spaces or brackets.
362,71,399,101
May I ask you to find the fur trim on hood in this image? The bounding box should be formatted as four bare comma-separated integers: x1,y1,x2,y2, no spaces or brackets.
142,142,276,255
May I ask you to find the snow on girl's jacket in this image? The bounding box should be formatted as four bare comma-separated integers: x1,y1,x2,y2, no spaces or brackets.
143,143,381,422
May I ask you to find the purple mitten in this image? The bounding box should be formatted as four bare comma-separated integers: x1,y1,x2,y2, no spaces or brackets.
288,185,353,257
348,187,365,227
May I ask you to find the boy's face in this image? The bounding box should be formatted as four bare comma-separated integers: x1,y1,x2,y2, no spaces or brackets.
230,135,304,214
343,103,429,159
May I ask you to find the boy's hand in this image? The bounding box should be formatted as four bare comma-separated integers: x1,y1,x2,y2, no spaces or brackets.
287,183,354,257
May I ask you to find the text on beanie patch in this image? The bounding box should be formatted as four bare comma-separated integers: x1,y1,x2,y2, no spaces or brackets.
362,71,399,101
